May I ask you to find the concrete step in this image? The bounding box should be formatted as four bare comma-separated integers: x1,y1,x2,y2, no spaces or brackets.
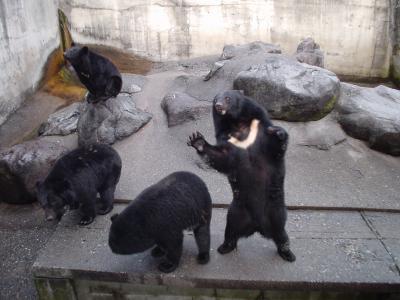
33,205,400,299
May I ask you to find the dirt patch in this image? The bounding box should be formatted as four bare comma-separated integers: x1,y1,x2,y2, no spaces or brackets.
88,44,153,75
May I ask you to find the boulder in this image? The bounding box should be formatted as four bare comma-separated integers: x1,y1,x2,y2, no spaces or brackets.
77,94,152,146
161,92,211,127
121,73,147,94
170,42,282,102
220,41,281,60
0,138,69,204
234,55,340,121
295,37,324,68
39,102,82,136
336,83,400,156
289,113,347,150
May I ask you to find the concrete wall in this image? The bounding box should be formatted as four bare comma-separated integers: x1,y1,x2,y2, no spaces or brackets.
59,0,393,78
0,0,59,125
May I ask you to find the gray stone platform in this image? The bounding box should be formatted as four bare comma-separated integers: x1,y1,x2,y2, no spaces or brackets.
33,205,400,299
112,71,400,211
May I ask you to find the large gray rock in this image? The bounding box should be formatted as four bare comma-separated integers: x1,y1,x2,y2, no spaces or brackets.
295,37,324,68
161,92,211,127
234,55,340,121
39,102,82,136
77,94,152,146
220,41,281,60
289,113,347,150
0,138,69,204
121,73,147,94
336,83,400,156
170,42,282,102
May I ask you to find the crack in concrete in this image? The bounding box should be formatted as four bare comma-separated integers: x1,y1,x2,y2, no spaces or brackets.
360,211,400,276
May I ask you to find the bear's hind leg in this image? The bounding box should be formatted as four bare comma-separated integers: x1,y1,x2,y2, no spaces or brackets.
272,229,296,262
151,246,166,258
218,203,255,254
157,233,183,273
98,185,116,215
194,223,211,264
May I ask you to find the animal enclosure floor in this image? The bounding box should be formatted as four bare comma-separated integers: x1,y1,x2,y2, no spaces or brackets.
112,71,400,212
33,205,400,295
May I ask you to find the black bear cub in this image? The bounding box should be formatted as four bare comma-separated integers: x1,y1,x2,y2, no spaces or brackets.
108,172,212,273
64,43,122,103
36,144,122,226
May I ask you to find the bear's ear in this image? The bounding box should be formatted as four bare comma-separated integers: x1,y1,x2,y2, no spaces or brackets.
111,214,119,222
81,46,89,55
71,41,75,47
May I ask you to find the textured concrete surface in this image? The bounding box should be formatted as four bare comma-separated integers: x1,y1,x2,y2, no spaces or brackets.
0,92,72,151
0,203,57,300
0,0,59,125
60,0,392,78
33,205,400,292
112,71,400,211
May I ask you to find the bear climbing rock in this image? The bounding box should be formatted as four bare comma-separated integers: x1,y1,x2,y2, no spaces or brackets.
36,143,122,226
188,90,295,262
108,171,212,273
64,44,122,103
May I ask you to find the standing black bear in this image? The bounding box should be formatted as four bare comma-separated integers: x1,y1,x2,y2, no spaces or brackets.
108,172,212,273
188,90,295,262
36,144,122,225
64,44,122,103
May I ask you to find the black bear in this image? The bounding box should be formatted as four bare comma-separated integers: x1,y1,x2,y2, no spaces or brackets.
188,90,295,262
108,171,212,273
64,44,122,103
36,144,122,226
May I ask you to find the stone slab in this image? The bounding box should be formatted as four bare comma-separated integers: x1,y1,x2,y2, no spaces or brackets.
112,72,400,211
33,207,400,292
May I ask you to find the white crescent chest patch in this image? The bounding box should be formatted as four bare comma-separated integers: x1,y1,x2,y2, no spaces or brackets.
228,119,260,149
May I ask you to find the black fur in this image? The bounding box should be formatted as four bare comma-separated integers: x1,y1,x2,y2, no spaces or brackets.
213,90,272,142
36,144,122,226
64,44,122,103
188,90,295,262
108,172,212,273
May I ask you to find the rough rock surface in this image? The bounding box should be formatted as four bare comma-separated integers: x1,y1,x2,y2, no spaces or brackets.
0,138,69,204
170,42,282,102
336,83,400,156
161,92,211,127
38,102,82,136
392,55,400,88
121,73,147,94
220,41,281,60
234,55,340,121
77,94,152,146
287,113,347,150
295,37,324,68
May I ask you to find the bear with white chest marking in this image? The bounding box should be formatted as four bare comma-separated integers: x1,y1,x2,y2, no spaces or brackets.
188,90,295,262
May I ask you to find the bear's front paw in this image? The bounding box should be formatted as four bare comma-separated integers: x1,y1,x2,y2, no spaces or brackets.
187,132,206,153
158,261,178,273
98,205,113,215
278,249,296,262
197,252,210,264
217,241,236,255
79,215,95,226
